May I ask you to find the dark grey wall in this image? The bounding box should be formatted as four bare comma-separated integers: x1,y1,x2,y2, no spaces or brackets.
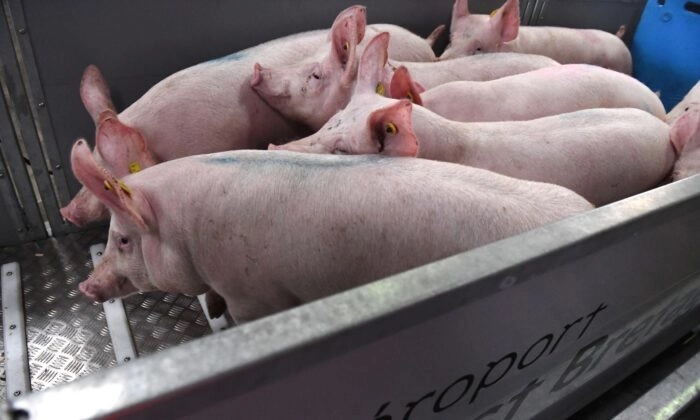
1,0,647,245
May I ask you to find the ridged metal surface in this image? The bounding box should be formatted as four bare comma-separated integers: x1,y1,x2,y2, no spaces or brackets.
0,227,211,401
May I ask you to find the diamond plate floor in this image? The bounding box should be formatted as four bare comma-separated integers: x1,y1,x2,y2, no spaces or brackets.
0,227,212,401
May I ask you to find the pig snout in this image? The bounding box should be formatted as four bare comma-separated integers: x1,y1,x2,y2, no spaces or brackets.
79,279,109,303
250,63,290,98
60,202,86,227
79,269,136,303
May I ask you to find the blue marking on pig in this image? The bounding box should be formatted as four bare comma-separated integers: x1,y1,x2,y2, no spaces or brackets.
207,51,247,64
203,153,384,169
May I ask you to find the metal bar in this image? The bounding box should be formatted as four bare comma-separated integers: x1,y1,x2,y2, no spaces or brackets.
196,294,229,333
89,244,138,365
0,5,46,245
1,0,71,237
613,344,700,420
1,262,30,401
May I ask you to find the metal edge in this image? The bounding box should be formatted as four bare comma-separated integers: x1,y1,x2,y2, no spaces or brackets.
2,0,71,237
89,244,138,365
0,5,45,245
1,262,30,401
9,172,700,419
612,336,700,419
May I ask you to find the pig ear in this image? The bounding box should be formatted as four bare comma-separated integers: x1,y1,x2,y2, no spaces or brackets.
95,117,157,177
670,108,700,155
330,14,361,82
453,0,470,19
332,5,366,42
356,32,390,95
491,0,520,43
80,65,117,125
390,66,424,106
369,99,418,157
71,139,151,231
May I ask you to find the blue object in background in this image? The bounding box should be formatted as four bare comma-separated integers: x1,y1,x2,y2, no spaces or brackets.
631,0,700,110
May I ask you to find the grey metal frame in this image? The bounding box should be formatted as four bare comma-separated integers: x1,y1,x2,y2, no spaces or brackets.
2,263,30,401
8,169,700,420
0,6,46,246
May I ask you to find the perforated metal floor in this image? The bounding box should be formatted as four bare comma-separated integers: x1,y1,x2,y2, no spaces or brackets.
0,227,212,401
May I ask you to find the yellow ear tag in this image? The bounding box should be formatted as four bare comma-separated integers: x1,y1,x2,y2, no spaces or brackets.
490,8,500,17
376,83,385,96
103,180,113,191
386,122,398,135
343,41,350,51
117,180,132,198
129,162,141,173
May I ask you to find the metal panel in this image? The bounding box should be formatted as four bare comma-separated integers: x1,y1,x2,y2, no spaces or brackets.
1,1,70,238
533,0,648,44
613,347,700,419
8,170,700,420
89,244,138,365
0,6,46,246
2,263,31,400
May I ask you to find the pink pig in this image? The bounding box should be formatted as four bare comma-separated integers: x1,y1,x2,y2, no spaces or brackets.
71,141,591,323
440,0,632,74
59,5,437,226
670,103,700,181
390,63,666,122
274,33,675,206
667,81,700,125
252,26,559,131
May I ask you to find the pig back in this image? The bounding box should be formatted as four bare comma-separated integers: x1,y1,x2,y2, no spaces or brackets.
136,151,591,321
505,27,632,75
118,29,330,161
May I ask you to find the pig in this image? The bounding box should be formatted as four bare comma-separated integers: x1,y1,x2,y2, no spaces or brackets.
71,141,592,323
670,103,700,181
273,33,675,206
252,26,560,131
440,0,632,75
390,63,666,122
59,5,437,226
667,81,700,125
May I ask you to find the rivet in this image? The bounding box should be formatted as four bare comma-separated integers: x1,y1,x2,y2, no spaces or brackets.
16,228,23,232
0,172,4,177
124,357,131,362
109,299,115,304
55,164,62,169
6,271,12,276
96,251,103,256
499,275,517,289
17,28,26,34
38,101,45,108
9,325,16,330
13,390,20,397
662,12,672,22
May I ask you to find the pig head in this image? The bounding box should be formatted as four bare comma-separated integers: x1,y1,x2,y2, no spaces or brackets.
251,6,366,131
440,0,520,59
271,33,418,157
60,65,157,227
70,139,204,302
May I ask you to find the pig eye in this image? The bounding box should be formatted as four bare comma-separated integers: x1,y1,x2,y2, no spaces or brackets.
312,72,320,80
120,237,129,246
386,122,398,135
686,107,691,112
